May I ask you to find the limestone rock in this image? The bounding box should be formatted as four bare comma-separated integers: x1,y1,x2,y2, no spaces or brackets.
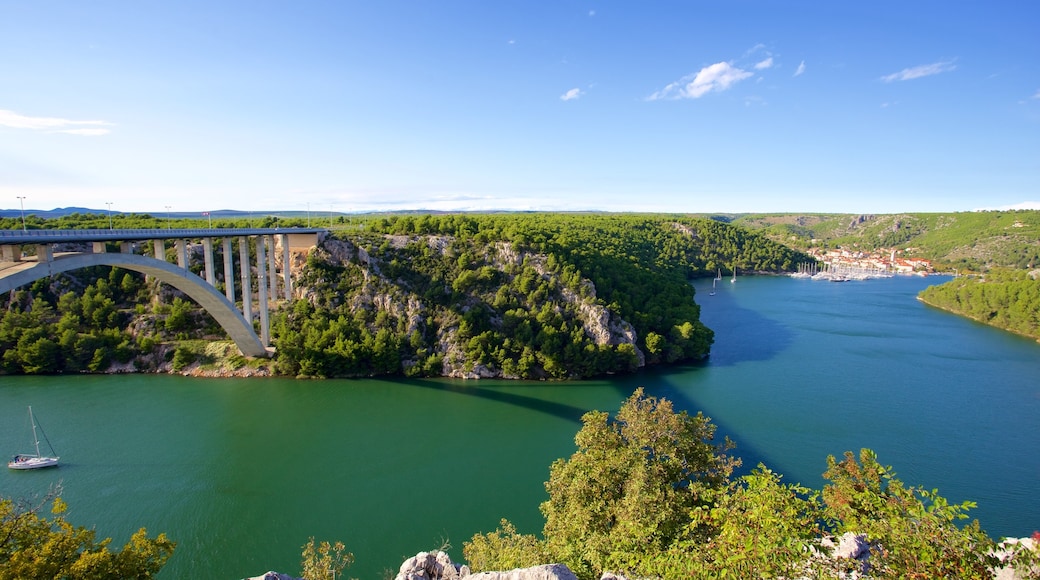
244,572,300,580
395,550,470,580
991,537,1039,580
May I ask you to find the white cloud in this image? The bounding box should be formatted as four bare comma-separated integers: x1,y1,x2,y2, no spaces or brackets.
589,10,595,16
1032,89,1040,99
648,61,754,100
0,109,112,135
560,88,583,101
754,57,773,70
794,60,806,76
880,60,956,83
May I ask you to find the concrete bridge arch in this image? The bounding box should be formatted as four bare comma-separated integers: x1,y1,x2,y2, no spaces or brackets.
0,252,269,357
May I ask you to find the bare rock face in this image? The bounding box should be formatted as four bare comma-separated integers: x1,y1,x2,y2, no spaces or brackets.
395,551,470,580
991,537,1039,580
244,572,300,580
394,552,577,580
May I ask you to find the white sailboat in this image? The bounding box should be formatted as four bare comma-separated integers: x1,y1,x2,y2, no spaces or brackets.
709,278,717,296
731,266,737,283
8,406,59,470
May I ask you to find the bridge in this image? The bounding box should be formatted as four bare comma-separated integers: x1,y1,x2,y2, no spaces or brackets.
0,227,325,357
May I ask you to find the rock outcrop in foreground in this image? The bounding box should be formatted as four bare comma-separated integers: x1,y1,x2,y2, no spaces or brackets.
246,538,1038,580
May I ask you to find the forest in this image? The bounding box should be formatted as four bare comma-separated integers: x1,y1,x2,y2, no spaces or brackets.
0,212,810,378
917,268,1040,341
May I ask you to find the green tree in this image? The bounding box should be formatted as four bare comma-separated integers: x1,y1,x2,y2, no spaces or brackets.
822,449,997,579
463,519,549,573
539,388,738,578
0,492,175,579
300,537,353,580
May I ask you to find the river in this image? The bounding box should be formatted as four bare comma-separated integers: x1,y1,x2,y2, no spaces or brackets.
1,275,1038,578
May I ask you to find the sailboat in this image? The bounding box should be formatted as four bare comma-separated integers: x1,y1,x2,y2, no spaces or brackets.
716,268,722,281
8,406,59,470
731,267,737,283
709,278,717,296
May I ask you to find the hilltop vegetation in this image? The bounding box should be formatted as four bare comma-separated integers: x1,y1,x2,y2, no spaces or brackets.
1,212,810,378
729,210,1040,272
918,268,1040,341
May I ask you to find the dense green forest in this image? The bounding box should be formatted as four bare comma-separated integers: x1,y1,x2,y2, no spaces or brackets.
729,210,1040,272
1,212,810,378
918,268,1040,341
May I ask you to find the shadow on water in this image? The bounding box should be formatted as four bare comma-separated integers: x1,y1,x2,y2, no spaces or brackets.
397,377,591,424
695,283,794,367
395,366,786,486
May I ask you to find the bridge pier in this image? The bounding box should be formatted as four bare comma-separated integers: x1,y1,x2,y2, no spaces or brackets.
222,238,235,303
239,236,252,328
203,237,216,286
255,236,270,346
175,240,188,269
36,244,52,263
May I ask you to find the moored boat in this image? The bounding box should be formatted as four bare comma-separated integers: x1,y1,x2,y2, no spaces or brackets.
8,406,60,470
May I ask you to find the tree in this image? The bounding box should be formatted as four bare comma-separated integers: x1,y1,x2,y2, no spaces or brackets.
539,388,739,578
300,537,353,580
463,519,549,574
822,449,997,579
0,490,175,578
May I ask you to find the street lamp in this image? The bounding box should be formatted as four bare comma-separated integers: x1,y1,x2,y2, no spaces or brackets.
106,202,113,229
16,196,26,231
165,205,172,229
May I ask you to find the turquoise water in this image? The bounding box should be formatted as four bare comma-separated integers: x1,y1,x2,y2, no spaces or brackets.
1,275,1038,578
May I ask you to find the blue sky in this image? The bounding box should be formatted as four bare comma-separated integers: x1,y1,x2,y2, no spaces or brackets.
1,1,1038,215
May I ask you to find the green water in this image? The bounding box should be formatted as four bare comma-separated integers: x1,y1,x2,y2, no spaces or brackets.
2,275,1038,578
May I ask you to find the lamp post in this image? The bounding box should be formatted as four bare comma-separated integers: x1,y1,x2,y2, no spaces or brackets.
16,196,26,231
106,202,113,229
165,205,172,229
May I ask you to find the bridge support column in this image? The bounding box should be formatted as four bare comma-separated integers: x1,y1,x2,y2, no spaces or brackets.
239,236,252,325
153,240,165,261
281,234,292,300
36,245,52,263
92,241,107,254
1,245,19,262
175,240,188,269
265,235,277,302
255,236,270,347
203,237,216,286
222,238,235,303
120,242,132,254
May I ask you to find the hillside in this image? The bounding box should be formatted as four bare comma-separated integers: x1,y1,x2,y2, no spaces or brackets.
727,210,1040,271
273,213,809,379
918,268,1040,341
0,213,811,379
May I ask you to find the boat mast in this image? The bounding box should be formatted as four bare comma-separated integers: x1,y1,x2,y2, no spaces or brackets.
29,406,41,458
